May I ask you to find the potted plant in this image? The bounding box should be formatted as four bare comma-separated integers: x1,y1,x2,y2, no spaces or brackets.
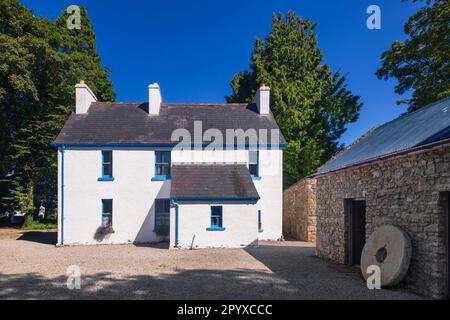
94,224,115,241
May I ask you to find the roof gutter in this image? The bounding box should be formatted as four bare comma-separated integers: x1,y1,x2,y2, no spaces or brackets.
312,138,450,178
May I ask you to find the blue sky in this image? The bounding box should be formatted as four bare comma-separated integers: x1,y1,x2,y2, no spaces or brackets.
22,0,421,146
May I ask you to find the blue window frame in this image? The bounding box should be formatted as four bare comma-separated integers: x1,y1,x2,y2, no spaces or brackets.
207,206,225,231
101,199,113,228
155,199,170,236
99,150,114,181
153,151,171,180
248,150,260,179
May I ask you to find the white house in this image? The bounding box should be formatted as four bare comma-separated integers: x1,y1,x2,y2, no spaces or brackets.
53,81,287,248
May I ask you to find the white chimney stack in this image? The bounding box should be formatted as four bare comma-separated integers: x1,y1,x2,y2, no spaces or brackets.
75,80,97,114
148,83,162,115
252,84,270,115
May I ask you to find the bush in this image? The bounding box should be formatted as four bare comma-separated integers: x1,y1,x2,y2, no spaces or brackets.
22,215,57,230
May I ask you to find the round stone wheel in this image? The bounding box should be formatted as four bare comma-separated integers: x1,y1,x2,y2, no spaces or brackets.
361,225,412,287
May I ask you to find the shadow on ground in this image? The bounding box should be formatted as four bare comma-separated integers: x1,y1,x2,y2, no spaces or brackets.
0,243,422,300
133,241,170,249
0,269,300,300
17,231,57,245
243,244,421,300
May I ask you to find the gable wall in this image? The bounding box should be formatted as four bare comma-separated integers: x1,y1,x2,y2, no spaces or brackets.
283,178,316,242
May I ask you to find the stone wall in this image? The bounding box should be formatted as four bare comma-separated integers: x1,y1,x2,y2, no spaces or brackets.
316,146,450,298
283,178,316,242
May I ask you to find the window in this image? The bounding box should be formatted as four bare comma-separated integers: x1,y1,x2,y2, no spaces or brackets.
154,151,171,180
207,206,224,231
258,210,263,232
155,199,170,236
102,199,113,228
99,150,113,180
248,150,259,178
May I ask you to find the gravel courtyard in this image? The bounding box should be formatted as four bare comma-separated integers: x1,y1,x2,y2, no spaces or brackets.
0,228,422,300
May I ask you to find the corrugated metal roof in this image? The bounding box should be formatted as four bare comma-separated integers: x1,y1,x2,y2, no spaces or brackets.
317,96,450,174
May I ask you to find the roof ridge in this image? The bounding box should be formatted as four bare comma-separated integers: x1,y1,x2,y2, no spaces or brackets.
161,103,248,107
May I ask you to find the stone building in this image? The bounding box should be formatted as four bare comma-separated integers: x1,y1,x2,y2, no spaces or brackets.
312,97,450,298
283,178,316,242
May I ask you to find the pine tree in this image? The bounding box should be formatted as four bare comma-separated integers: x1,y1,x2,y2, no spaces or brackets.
227,12,362,187
0,0,115,216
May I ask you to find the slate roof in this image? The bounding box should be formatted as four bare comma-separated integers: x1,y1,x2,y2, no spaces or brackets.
170,164,260,201
53,102,286,146
317,96,450,175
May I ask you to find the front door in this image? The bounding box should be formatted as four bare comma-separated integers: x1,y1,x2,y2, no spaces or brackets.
350,200,366,266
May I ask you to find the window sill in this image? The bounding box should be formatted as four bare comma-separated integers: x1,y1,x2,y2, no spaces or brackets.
152,176,171,181
206,227,226,231
98,177,114,181
251,176,262,181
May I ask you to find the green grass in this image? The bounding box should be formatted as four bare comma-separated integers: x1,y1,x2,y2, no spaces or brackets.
22,215,57,230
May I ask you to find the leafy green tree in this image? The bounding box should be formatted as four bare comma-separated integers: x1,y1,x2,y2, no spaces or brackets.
376,0,449,111
227,11,362,187
0,0,115,216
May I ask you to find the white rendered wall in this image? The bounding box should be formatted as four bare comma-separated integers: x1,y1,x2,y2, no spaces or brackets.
58,147,283,246
58,147,171,245
57,149,62,244
172,148,284,241
174,203,259,248
254,149,283,241
171,149,247,164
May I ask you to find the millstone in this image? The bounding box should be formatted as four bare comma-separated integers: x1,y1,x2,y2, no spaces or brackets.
361,225,412,287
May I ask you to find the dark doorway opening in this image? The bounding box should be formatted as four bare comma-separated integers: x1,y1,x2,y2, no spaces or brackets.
348,200,366,266
155,199,170,237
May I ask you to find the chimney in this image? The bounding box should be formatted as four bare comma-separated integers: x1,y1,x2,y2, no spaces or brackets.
252,84,270,115
148,83,162,115
75,80,97,114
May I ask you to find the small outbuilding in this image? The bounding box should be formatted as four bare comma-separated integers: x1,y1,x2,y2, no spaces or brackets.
312,97,450,298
